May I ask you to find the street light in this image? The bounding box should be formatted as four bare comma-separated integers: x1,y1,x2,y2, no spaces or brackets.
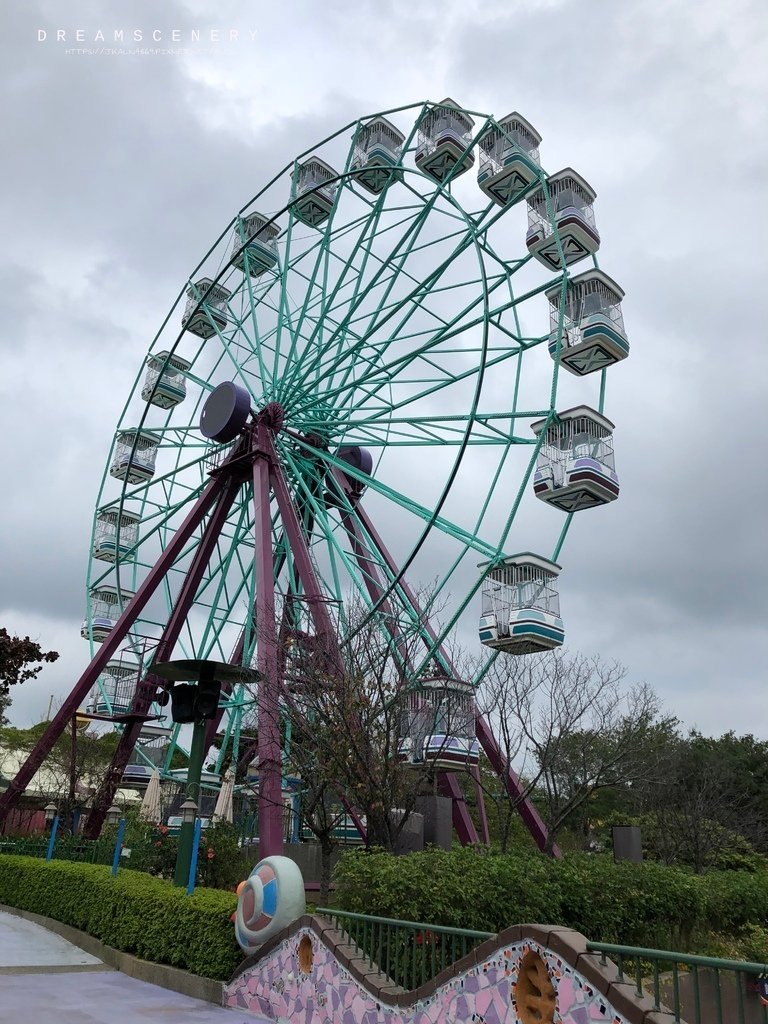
152,659,260,887
180,798,198,825
43,802,57,828
106,804,121,826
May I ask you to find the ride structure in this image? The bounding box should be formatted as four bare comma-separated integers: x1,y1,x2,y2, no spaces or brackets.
0,100,630,855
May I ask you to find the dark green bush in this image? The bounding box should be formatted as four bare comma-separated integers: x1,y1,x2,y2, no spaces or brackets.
335,847,768,951
0,855,239,979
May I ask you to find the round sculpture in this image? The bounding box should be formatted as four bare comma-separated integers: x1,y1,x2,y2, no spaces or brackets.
234,856,306,954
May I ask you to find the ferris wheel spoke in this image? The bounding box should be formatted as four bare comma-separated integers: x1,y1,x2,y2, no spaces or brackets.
278,205,426,396
285,174,462,396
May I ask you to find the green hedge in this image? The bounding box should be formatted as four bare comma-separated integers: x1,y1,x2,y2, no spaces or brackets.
334,847,768,950
0,856,239,980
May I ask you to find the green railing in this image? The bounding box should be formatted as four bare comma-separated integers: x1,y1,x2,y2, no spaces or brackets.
587,942,768,1024
316,907,494,990
0,835,131,867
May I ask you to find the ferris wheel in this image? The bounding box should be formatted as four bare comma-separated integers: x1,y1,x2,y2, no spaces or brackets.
0,100,629,850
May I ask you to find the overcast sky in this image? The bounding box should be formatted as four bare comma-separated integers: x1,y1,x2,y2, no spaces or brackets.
1,0,766,739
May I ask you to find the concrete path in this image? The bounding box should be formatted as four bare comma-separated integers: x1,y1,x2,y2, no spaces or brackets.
0,910,269,1023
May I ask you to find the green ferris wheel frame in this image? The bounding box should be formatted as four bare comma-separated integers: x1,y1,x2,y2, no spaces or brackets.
82,99,609,809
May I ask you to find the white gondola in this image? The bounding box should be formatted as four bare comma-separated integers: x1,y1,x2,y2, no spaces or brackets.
141,351,191,409
87,657,140,716
292,158,339,227
398,676,479,771
230,212,280,277
531,407,619,512
109,429,161,485
81,585,135,643
181,277,231,339
479,554,564,654
526,168,600,269
477,112,541,207
546,270,628,376
415,98,475,183
351,116,406,194
93,508,140,562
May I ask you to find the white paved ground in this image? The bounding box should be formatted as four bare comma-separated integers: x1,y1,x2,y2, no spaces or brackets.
0,910,269,1023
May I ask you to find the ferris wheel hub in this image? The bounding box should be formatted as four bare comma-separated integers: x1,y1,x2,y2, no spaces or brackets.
256,402,285,433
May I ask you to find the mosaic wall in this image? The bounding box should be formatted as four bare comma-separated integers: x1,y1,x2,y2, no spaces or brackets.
225,925,632,1024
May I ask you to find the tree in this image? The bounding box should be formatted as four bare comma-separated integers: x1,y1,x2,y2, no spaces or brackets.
0,719,119,830
477,650,669,853
632,730,768,872
0,629,59,725
244,591,475,897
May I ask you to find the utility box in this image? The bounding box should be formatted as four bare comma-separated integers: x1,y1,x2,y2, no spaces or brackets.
612,824,643,863
415,795,452,850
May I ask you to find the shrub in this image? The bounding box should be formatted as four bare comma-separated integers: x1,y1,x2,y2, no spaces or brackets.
0,855,239,979
334,847,767,951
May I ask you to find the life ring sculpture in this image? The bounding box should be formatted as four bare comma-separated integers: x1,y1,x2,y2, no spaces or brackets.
234,856,306,954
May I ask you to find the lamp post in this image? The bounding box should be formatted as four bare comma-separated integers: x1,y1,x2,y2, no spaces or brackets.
106,804,121,826
152,660,260,888
43,802,57,830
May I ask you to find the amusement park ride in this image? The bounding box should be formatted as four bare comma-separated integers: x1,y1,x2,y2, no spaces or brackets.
0,100,629,856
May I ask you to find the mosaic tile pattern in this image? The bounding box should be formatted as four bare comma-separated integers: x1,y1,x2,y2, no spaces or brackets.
224,929,630,1024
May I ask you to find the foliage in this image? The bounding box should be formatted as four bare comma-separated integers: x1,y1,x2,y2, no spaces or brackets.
0,855,240,979
0,721,119,827
0,630,59,724
196,821,244,890
476,651,672,853
596,811,768,874
334,846,768,951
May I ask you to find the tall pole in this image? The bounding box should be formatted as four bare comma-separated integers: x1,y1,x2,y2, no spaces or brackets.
173,719,207,886
253,428,284,858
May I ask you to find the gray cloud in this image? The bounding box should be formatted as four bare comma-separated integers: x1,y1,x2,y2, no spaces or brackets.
2,0,766,741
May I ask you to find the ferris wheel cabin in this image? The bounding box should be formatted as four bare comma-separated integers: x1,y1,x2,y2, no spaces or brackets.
141,351,191,409
479,554,564,654
398,677,479,771
546,270,628,376
532,407,619,512
351,116,406,194
292,158,339,227
81,585,135,643
526,168,600,270
87,657,140,716
415,98,475,183
181,278,231,339
230,212,280,277
109,429,161,485
478,112,542,207
92,508,140,563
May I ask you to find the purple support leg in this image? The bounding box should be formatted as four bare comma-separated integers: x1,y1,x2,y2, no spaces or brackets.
253,441,284,858
471,762,490,846
0,476,224,827
439,772,479,845
352,500,559,853
85,474,243,837
475,715,561,858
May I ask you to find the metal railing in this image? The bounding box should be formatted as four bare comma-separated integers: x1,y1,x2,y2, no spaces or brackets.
588,942,768,1024
316,907,494,990
0,834,116,865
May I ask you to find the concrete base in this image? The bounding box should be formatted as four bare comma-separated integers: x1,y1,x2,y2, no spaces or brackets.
391,810,424,855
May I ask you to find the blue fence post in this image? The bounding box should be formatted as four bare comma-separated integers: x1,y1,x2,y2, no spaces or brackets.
111,818,127,877
45,817,60,861
187,817,203,895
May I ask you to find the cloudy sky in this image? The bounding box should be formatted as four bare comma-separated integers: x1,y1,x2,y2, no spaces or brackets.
1,0,766,739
